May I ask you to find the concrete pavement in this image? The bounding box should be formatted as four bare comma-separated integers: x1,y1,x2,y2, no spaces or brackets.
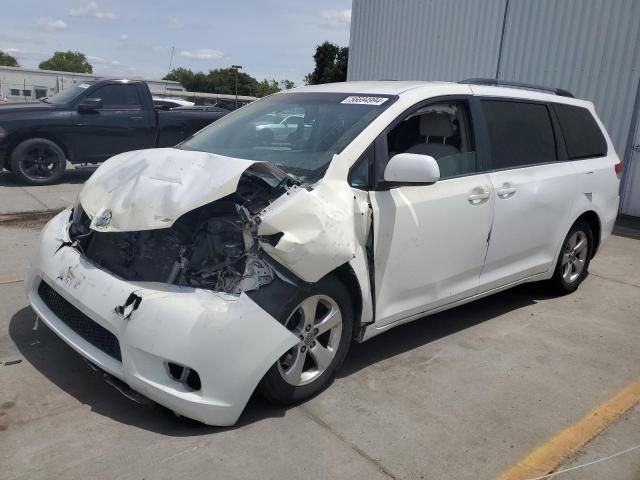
0,166,93,215
0,182,639,479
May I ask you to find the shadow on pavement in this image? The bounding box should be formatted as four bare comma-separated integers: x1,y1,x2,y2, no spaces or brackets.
339,283,550,378
8,306,291,437
0,167,97,187
9,283,553,436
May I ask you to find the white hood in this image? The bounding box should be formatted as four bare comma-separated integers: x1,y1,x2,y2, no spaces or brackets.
79,148,258,232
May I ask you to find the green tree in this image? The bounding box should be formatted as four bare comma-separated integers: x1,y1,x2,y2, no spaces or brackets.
280,79,296,90
164,67,295,98
0,51,19,67
39,51,93,74
305,41,348,85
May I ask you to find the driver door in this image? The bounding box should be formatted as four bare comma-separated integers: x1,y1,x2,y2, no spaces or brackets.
369,98,494,327
71,83,155,162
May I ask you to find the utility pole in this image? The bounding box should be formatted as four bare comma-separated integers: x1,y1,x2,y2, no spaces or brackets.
231,64,242,109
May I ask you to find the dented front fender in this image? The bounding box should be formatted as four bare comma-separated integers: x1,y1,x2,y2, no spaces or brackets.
257,181,360,283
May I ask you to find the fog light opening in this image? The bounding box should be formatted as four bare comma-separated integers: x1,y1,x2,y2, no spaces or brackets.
167,362,201,391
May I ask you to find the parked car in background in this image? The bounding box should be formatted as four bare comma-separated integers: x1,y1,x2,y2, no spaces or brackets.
255,113,306,144
152,97,195,110
0,80,227,184
27,80,621,426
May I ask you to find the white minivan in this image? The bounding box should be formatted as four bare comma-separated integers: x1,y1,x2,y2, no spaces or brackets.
27,79,622,426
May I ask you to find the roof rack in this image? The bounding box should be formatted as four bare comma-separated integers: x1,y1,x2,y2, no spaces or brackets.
459,78,574,98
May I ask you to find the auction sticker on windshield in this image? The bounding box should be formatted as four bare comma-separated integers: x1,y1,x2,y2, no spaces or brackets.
341,96,389,106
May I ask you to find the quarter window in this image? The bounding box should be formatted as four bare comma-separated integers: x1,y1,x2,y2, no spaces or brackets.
386,101,476,179
349,146,373,189
554,104,607,159
482,100,557,169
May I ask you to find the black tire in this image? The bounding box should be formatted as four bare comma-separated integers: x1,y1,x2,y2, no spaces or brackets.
549,219,593,294
258,275,353,405
10,138,67,185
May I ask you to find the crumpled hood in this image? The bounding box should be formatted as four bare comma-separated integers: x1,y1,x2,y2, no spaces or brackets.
79,148,258,232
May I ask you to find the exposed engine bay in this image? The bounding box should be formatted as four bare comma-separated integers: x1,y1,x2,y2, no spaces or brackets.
67,163,297,295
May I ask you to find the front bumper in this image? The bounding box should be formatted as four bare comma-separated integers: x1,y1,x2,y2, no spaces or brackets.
25,209,298,426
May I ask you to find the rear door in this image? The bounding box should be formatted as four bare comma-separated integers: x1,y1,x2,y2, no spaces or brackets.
369,97,494,327
478,99,577,291
71,83,156,162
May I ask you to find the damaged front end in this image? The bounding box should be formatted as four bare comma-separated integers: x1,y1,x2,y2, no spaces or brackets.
68,162,298,296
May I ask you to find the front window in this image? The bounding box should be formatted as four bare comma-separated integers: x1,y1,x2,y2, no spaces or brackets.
180,92,396,183
43,82,95,105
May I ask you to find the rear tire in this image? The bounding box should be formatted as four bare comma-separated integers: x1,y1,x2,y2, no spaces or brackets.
10,138,67,185
258,275,353,405
549,220,593,294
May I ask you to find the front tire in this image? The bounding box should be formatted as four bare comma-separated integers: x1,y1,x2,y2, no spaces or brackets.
549,220,593,294
10,138,67,185
258,275,353,404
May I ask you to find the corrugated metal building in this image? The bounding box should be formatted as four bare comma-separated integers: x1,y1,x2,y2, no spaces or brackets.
348,0,640,217
0,66,185,102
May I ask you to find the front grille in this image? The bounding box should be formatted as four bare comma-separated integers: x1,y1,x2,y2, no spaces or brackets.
37,281,122,361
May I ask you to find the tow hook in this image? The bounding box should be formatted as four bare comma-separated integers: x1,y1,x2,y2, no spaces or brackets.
115,292,142,319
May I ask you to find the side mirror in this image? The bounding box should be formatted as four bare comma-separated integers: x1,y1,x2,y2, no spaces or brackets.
384,153,440,184
77,98,103,112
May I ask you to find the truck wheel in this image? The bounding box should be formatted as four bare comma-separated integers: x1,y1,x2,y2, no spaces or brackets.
10,138,67,185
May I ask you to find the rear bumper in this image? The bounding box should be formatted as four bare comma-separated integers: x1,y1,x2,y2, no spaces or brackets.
26,209,298,426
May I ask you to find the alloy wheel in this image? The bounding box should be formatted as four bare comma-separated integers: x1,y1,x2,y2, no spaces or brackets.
20,145,60,179
561,230,589,283
278,295,343,386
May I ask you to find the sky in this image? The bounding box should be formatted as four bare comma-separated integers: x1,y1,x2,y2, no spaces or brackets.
0,0,352,85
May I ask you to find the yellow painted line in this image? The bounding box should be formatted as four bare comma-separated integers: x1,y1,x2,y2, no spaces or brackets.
497,377,640,480
0,278,23,285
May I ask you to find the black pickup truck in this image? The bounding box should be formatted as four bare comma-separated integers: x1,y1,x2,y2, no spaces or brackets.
0,79,228,185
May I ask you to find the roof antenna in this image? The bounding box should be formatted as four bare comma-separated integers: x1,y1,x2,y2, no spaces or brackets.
162,46,175,97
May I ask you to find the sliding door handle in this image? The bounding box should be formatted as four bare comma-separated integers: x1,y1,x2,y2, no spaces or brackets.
496,183,517,199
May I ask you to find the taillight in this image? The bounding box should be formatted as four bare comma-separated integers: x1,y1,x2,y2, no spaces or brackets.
614,161,624,177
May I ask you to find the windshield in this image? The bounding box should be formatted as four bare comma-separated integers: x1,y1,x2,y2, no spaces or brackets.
180,92,396,183
43,82,95,105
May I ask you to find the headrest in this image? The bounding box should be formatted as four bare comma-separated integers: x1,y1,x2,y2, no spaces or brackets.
419,113,453,137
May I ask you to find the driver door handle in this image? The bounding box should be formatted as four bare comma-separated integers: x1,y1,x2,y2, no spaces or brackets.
468,186,491,205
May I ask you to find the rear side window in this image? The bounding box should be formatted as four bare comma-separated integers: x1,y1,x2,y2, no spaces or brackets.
482,100,557,169
554,104,607,159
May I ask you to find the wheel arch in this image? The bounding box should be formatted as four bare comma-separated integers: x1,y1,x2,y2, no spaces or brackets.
575,210,602,258
330,263,365,340
5,132,73,167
